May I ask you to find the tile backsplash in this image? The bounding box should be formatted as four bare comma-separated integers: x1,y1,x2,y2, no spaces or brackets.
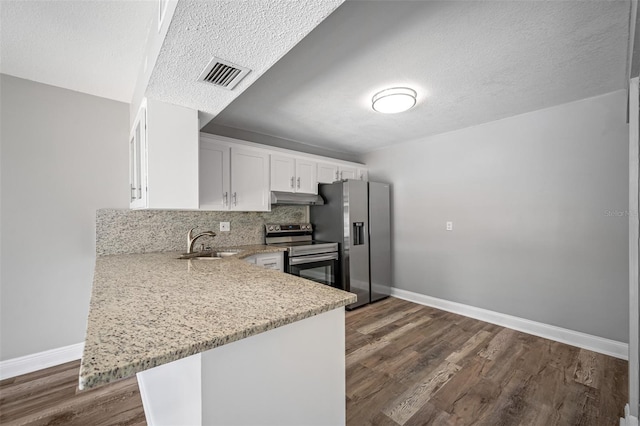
96,207,306,255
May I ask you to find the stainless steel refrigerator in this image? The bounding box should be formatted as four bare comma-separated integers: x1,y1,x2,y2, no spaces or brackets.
310,180,391,309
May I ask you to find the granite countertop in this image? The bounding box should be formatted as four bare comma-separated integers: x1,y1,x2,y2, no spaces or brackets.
79,245,356,390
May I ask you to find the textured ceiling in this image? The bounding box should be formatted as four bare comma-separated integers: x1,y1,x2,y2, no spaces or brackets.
0,0,155,103
204,0,631,154
145,0,343,118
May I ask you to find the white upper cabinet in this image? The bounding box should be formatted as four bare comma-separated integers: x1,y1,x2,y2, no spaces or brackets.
199,134,366,211
295,158,318,194
317,162,339,184
317,162,366,183
129,106,147,209
200,138,270,212
271,155,318,194
338,165,358,180
270,155,296,192
199,141,230,210
129,98,199,210
357,168,369,181
231,147,270,211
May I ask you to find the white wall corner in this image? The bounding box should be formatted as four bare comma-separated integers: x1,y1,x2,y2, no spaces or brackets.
391,288,629,360
0,342,84,380
622,404,639,426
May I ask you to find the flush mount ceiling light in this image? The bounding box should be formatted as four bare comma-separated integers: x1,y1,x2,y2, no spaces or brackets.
371,87,417,113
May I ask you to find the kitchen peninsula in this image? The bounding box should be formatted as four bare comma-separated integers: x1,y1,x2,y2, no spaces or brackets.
80,246,356,426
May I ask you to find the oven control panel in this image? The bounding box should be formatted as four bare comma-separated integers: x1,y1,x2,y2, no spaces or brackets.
265,223,313,234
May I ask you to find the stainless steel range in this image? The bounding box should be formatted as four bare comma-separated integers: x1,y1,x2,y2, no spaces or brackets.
265,223,339,288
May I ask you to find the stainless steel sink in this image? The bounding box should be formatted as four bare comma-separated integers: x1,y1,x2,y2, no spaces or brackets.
178,251,222,260
216,250,241,257
178,249,241,260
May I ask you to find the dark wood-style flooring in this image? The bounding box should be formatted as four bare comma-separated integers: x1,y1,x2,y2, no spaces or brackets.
0,297,628,425
346,297,628,426
0,360,145,425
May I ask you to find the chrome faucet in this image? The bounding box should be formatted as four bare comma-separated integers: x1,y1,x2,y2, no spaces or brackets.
187,228,216,253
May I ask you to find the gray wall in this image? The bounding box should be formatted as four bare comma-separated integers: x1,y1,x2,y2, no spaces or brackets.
363,90,629,343
0,75,129,360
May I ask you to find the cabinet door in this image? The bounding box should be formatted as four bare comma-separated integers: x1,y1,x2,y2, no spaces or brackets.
243,255,258,265
270,155,296,192
231,147,270,211
200,141,230,210
317,162,339,184
255,253,284,272
295,159,318,194
339,166,358,180
129,106,147,209
357,168,369,181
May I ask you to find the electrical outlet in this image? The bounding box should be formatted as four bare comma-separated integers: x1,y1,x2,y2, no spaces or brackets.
220,222,230,232
446,221,453,231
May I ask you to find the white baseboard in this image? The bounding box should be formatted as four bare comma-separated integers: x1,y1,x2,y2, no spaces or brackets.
621,405,639,426
0,342,84,380
391,288,629,360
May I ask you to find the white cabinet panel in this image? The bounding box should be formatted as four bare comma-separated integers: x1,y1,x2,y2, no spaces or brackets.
129,98,199,210
129,106,147,209
199,142,230,210
317,162,360,183
339,166,357,180
243,253,284,272
271,155,317,194
200,140,270,212
231,148,270,211
357,168,369,181
270,155,296,192
295,158,318,194
199,134,367,211
317,162,339,184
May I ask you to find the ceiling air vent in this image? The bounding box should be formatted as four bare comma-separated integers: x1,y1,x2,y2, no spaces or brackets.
197,57,250,90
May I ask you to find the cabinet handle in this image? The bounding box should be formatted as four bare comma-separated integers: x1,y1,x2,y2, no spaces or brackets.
290,176,295,189
223,192,228,206
138,187,142,198
297,177,301,189
339,171,343,180
335,171,339,181
233,192,237,206
130,185,136,201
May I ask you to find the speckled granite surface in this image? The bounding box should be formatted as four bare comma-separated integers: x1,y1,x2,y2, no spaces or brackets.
96,206,306,255
79,247,356,390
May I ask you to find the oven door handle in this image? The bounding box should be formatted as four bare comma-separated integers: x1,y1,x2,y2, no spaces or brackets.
289,253,339,265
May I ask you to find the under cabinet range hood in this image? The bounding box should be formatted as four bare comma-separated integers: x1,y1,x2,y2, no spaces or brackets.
270,191,325,206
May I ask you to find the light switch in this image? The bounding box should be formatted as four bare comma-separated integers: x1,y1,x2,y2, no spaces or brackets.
220,222,230,232
446,221,453,231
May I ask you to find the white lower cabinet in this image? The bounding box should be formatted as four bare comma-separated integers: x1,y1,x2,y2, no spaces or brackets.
199,138,270,212
243,253,284,272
